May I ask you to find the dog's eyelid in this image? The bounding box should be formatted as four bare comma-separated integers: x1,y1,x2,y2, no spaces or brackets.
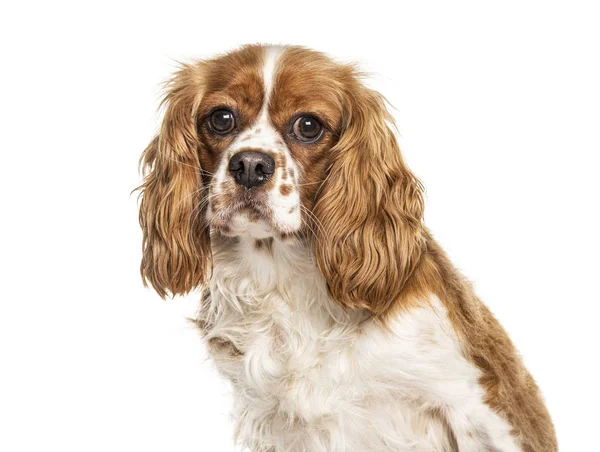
204,105,239,120
289,111,324,124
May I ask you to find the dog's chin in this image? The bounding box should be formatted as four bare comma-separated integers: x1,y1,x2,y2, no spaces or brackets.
214,209,299,240
223,211,274,239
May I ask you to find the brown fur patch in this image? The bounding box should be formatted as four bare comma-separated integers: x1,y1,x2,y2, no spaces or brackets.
254,237,273,251
279,184,292,196
207,336,243,357
392,233,557,451
275,152,287,170
138,64,215,298
247,210,261,223
423,406,458,451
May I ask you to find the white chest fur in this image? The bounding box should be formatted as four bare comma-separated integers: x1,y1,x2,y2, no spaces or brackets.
200,237,520,452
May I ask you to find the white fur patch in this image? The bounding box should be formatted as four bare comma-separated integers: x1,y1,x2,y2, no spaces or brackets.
200,238,521,451
262,45,284,105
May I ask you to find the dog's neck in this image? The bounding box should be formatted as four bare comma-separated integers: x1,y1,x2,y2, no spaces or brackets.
204,232,369,331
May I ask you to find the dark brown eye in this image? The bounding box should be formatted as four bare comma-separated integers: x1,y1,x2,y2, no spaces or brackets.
292,115,322,142
209,109,235,134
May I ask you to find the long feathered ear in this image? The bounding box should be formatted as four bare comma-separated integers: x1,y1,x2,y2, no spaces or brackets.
138,64,211,298
312,86,426,315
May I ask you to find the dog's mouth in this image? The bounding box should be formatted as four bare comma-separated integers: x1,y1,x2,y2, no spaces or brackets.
208,183,301,239
211,203,302,240
209,194,276,238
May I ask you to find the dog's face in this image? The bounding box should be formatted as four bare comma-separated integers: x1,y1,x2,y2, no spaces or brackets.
196,46,344,239
139,45,425,315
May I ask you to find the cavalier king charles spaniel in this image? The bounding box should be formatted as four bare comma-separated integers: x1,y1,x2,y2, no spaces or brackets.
138,45,556,451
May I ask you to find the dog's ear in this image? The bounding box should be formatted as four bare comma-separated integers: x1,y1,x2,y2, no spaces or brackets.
311,85,426,315
138,64,211,298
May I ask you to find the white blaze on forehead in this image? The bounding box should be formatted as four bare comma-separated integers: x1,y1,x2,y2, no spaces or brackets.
261,45,285,107
228,45,285,150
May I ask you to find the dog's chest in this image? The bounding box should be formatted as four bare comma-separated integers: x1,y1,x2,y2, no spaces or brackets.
200,242,460,450
204,250,364,414
200,240,518,451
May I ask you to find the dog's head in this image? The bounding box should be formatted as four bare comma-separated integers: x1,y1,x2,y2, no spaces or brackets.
138,45,425,314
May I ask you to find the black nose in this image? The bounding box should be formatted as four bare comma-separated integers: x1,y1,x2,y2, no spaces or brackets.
228,151,275,189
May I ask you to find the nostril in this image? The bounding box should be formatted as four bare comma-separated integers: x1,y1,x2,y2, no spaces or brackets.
228,156,244,172
260,158,275,175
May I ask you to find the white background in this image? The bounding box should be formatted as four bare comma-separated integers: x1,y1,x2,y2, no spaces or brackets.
1,1,599,450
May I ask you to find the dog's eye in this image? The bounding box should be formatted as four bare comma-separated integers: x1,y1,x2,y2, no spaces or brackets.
209,109,235,134
292,116,323,142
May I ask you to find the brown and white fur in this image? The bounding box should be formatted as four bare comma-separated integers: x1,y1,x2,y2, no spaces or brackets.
138,45,557,451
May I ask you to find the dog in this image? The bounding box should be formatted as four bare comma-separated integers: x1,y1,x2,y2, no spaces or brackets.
138,45,556,451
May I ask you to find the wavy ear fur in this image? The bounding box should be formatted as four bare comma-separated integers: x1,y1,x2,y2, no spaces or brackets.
138,64,211,298
312,86,426,315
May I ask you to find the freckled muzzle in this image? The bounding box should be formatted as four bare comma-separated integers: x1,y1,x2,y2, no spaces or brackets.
228,150,275,189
